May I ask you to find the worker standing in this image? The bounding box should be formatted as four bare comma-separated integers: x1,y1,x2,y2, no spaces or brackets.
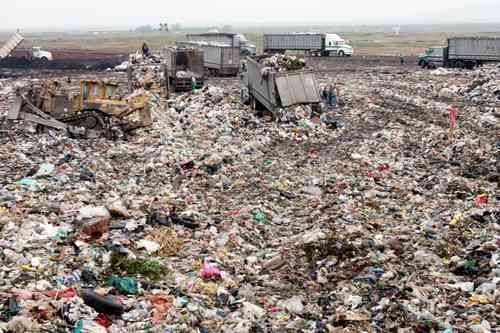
142,42,151,58
321,85,328,103
328,84,337,109
191,76,197,93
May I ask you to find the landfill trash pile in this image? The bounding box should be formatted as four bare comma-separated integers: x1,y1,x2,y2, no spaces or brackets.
0,79,14,117
128,55,168,97
259,54,307,72
0,58,498,333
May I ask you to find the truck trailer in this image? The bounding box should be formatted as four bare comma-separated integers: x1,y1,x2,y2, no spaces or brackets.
186,33,256,56
240,56,321,117
418,37,500,69
263,33,353,57
162,46,205,92
177,41,240,76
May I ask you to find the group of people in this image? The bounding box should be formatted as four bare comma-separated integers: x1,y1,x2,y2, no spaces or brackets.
321,83,339,108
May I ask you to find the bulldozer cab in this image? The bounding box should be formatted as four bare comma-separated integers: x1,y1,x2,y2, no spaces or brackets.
77,79,153,131
76,80,119,111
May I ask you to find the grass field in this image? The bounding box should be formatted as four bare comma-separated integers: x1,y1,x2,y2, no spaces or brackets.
1,30,500,56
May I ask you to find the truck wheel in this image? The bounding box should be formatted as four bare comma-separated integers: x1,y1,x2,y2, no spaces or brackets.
418,59,425,66
338,51,345,57
40,57,49,63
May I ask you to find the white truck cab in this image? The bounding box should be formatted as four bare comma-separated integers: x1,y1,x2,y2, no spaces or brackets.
324,34,353,56
32,46,53,61
236,34,257,56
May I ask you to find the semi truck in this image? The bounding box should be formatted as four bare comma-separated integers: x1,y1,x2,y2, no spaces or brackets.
186,32,257,56
418,37,500,69
162,46,205,92
263,33,353,57
177,41,240,76
240,56,321,117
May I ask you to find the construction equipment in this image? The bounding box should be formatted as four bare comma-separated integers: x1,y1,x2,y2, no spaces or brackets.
8,79,153,138
240,56,321,118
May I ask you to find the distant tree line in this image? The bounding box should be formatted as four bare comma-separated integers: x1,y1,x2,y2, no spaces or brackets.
134,23,182,33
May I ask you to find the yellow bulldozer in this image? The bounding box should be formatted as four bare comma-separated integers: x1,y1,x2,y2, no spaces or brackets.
8,79,153,138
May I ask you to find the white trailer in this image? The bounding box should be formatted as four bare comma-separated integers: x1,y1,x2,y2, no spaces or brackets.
448,37,500,63
177,41,240,76
263,33,353,57
418,37,500,69
186,33,256,56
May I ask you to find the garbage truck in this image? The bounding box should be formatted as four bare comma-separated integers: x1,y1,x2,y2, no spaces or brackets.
240,56,321,117
186,32,257,56
177,41,240,76
263,33,353,57
162,46,205,92
418,37,500,69
0,32,53,61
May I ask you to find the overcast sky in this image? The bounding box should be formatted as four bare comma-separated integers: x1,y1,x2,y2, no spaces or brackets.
1,0,499,30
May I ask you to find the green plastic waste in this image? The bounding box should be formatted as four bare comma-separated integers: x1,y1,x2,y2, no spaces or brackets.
107,276,138,295
252,210,266,223
17,178,39,189
54,228,67,240
34,163,55,177
110,252,167,281
73,320,83,333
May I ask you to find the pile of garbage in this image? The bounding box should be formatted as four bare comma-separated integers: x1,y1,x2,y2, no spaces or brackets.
0,59,498,332
464,77,500,105
259,54,307,72
0,79,13,116
128,56,168,97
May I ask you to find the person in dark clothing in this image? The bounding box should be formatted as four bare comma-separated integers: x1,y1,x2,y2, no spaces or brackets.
328,84,337,108
322,86,328,102
142,42,151,58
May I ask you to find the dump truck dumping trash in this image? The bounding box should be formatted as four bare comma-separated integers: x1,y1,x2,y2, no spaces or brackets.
241,55,321,118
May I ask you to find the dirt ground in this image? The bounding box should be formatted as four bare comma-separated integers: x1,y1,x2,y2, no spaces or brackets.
2,30,499,57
